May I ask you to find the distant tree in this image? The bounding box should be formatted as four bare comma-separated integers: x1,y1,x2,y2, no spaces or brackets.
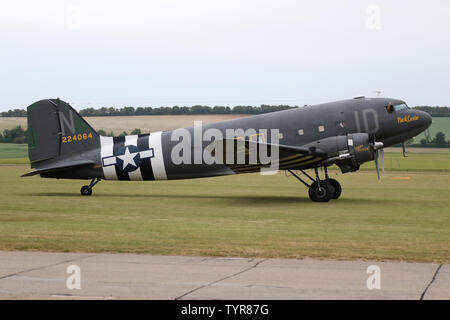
74,104,298,116
130,128,142,135
79,108,95,117
414,106,450,117
1,125,26,143
433,131,446,145
135,107,146,116
0,109,27,117
213,106,231,114
3,126,23,139
118,131,128,137
420,138,428,145
232,106,257,114
121,107,135,116
97,129,107,136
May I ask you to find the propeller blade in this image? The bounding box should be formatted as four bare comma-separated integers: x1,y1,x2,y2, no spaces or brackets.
374,149,380,180
380,148,384,172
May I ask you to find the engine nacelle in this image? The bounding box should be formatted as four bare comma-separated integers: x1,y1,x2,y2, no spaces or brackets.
302,133,377,173
348,133,374,163
336,133,375,173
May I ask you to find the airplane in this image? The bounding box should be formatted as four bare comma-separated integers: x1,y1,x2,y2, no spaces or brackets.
22,97,432,202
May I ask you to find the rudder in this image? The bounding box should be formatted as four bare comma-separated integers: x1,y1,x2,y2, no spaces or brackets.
27,99,99,168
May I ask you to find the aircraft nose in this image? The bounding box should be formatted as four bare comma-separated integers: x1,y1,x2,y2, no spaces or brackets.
419,111,432,130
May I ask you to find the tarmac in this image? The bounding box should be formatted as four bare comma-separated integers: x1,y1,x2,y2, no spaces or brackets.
0,251,448,299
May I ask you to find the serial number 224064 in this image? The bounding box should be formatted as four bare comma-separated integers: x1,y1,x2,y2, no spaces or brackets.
62,132,93,144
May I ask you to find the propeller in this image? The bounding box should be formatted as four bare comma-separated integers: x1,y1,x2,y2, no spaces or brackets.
371,140,384,180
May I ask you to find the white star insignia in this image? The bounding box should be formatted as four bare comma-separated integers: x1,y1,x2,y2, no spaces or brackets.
117,147,138,169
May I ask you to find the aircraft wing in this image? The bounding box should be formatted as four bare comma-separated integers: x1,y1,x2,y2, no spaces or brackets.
207,139,328,173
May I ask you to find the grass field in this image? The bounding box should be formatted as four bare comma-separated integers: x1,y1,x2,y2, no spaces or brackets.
0,166,449,263
0,134,449,263
0,157,449,263
0,144,28,164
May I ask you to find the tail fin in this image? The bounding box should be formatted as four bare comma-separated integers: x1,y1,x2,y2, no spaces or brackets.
27,99,99,169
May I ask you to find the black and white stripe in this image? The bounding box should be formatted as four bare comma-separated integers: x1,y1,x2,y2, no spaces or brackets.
229,153,323,174
100,132,167,181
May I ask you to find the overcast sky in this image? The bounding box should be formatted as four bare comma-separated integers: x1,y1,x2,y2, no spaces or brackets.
1,0,449,111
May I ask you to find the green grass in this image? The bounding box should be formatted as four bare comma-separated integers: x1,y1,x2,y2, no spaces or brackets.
359,151,450,172
0,143,28,158
0,166,449,263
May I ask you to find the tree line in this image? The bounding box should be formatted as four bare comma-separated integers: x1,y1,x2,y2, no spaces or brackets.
2,105,449,117
1,109,27,117
79,104,300,116
0,127,144,144
1,105,298,117
413,106,450,117
411,131,450,148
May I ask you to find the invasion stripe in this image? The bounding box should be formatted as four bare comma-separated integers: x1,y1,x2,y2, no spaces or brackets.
137,134,155,181
149,132,167,180
124,135,142,181
128,167,143,181
100,136,118,180
279,158,323,170
231,155,320,173
113,136,129,181
125,135,138,147
278,155,314,167
229,154,307,171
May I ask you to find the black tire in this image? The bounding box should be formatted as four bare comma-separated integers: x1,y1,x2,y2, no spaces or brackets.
80,185,92,196
328,178,342,199
308,181,334,202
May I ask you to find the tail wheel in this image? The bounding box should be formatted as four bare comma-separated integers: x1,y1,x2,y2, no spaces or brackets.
308,181,334,202
327,178,342,199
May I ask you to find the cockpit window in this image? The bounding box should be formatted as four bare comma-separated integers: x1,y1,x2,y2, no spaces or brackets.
393,103,409,111
386,102,409,113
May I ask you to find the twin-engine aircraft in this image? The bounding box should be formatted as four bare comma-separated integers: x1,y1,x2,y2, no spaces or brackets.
23,97,431,202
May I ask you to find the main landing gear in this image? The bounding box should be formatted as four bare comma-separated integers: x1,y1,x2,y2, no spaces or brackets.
80,178,101,196
288,167,342,202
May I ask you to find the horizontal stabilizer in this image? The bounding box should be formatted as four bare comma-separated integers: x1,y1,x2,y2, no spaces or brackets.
21,159,95,177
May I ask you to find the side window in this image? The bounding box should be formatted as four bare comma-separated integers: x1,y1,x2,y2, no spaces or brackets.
386,102,408,113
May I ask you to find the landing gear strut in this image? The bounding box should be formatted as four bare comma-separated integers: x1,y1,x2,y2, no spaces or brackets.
80,178,101,196
288,167,342,202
